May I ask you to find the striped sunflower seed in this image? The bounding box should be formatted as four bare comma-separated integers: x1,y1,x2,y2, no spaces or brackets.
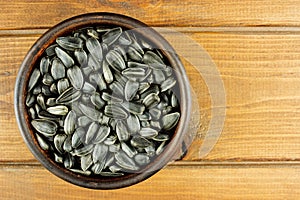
67,65,84,90
101,92,123,104
55,47,74,68
160,77,176,92
143,51,164,64
74,48,88,67
51,58,66,80
64,110,76,135
134,153,150,166
104,104,128,119
90,92,105,110
140,127,158,138
71,127,85,148
92,143,108,163
91,162,105,174
102,27,122,46
124,80,139,101
77,116,92,127
39,56,50,75
121,142,137,158
56,87,81,104
93,125,110,144
35,133,49,151
46,105,68,116
81,154,93,171
85,122,99,144
28,68,41,92
115,150,139,171
118,31,132,45
63,135,73,152
78,103,102,121
54,133,67,154
56,36,83,51
106,50,126,72
86,37,103,62
57,78,69,94
127,46,142,61
102,61,114,84
162,112,180,130
116,120,130,142
31,119,57,137
73,144,94,157
121,102,145,115
130,136,152,149
64,153,75,169
126,114,140,133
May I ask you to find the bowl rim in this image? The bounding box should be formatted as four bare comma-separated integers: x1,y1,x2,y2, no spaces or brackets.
14,12,192,189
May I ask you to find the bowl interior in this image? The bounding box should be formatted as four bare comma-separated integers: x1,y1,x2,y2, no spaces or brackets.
14,12,191,189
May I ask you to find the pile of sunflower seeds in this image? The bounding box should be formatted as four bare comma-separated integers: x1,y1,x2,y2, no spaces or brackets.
26,26,181,176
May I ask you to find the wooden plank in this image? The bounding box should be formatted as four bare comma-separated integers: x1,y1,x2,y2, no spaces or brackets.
1,163,300,199
2,0,300,29
2,31,300,162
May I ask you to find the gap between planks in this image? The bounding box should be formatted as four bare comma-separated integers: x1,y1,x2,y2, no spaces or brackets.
2,27,300,36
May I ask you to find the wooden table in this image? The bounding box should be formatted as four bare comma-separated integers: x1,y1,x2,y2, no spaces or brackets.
2,0,300,199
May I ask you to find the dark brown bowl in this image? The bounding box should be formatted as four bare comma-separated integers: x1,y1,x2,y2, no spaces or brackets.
14,12,191,189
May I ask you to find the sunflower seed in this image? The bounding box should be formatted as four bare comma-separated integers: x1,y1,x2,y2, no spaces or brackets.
26,93,35,107
89,72,107,91
31,119,57,137
104,135,117,146
47,105,68,115
45,44,58,56
92,143,108,163
118,31,132,45
54,153,63,163
51,58,65,80
57,78,69,94
54,133,67,154
122,67,148,82
87,53,101,71
106,50,126,72
131,38,144,55
153,134,169,142
56,87,81,104
78,103,102,121
121,142,137,158
130,136,152,149
156,141,166,155
82,82,96,94
102,60,114,84
93,125,110,144
142,93,160,108
109,143,120,153
140,127,158,138
161,77,176,92
143,51,164,64
32,85,42,95
70,169,91,176
71,127,85,148
124,80,139,101
49,83,58,94
104,154,115,168
109,165,122,173
36,133,49,150
77,116,92,127
171,93,179,108
127,46,142,61
28,68,41,92
149,108,161,120
114,45,127,61
126,114,140,133
162,112,180,130
152,69,166,84
64,110,76,135
67,65,84,90
81,154,93,171
115,150,139,171
91,162,105,174
74,48,88,67
90,92,105,110
40,57,50,75
85,122,99,144
101,92,123,104
37,110,59,121
64,153,75,169
28,107,36,119
73,144,94,157
102,27,122,46
109,81,124,96
138,82,150,94
63,135,73,152
140,84,159,99
55,47,74,68
86,37,103,62
134,154,150,166
104,104,128,119
36,94,46,110
41,85,52,96
121,102,145,115
116,120,130,142
56,36,83,51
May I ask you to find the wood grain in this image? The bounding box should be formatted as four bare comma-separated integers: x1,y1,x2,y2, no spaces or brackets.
1,163,300,200
2,31,300,162
2,0,300,29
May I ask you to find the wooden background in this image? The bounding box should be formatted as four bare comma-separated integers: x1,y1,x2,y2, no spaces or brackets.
1,0,300,199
